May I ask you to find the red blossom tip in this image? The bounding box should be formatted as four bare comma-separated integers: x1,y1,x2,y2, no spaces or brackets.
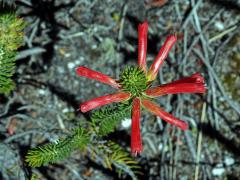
145,73,206,97
80,92,131,113
138,22,148,72
76,66,120,89
131,98,143,154
147,35,177,81
142,99,188,130
167,73,205,85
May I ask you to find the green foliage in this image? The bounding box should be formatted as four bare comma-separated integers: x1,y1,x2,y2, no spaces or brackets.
26,104,133,167
30,173,39,180
25,103,141,178
119,66,148,96
0,46,16,93
0,9,25,94
26,127,90,167
25,75,141,177
89,141,141,179
91,102,131,136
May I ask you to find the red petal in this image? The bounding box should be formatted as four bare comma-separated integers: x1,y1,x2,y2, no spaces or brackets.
145,82,206,97
76,66,120,89
138,22,148,72
142,99,188,130
147,35,177,81
131,98,143,154
80,92,131,113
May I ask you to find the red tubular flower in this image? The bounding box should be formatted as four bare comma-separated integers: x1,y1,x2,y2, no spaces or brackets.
76,66,120,89
142,99,188,130
138,22,148,72
145,73,206,97
147,35,177,81
145,83,206,97
131,98,142,155
80,92,131,113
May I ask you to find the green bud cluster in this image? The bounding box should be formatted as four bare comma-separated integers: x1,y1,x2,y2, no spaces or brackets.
119,66,148,97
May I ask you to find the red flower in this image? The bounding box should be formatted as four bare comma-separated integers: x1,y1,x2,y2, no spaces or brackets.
138,22,148,73
76,66,120,89
131,98,142,154
147,35,177,81
80,92,131,113
76,21,206,155
145,73,206,97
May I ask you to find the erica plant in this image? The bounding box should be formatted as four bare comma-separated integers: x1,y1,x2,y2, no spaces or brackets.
76,21,206,154
26,21,206,173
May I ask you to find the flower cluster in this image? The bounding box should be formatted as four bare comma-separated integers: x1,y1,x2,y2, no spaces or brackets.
76,22,206,155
